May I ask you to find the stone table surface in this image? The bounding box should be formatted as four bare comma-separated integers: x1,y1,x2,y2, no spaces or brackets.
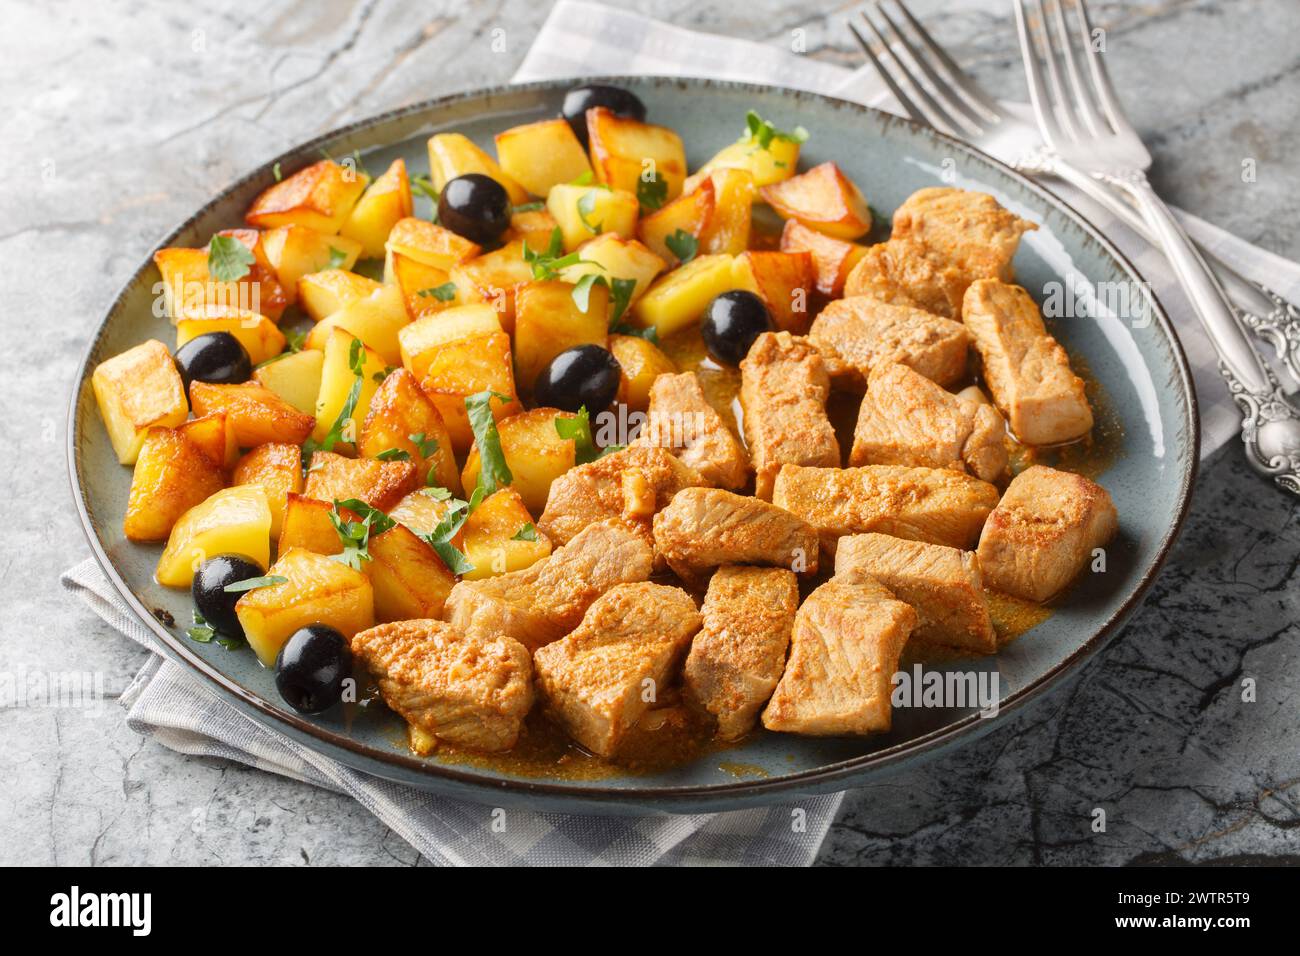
3,0,1297,866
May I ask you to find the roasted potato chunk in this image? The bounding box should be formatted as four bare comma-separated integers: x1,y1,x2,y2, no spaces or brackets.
259,226,362,301
586,107,687,203
631,254,738,338
760,161,872,240
304,450,419,512
384,217,480,273
359,368,461,495
92,339,188,465
278,493,348,555
312,329,386,449
178,412,240,469
779,219,867,298
304,283,408,366
339,158,413,259
175,311,286,366
297,269,382,323
252,349,324,416
245,160,369,234
447,240,534,333
398,303,502,380
610,334,676,411
231,442,304,539
513,279,610,393
418,332,521,452
124,427,226,542
190,381,316,448
497,118,593,197
732,250,816,334
462,488,552,579
559,234,665,307
156,485,272,588
461,407,577,514
426,132,529,205
154,238,290,323
367,522,458,621
547,183,639,252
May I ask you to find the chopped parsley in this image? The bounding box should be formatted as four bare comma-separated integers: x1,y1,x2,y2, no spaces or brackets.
513,200,545,213
301,336,365,471
411,173,440,204
272,161,283,182
207,234,255,282
665,229,698,264
419,497,474,577
375,447,411,462
222,575,287,593
327,498,395,570
512,523,538,542
409,432,440,458
523,228,583,280
744,110,809,150
577,189,605,234
570,170,596,186
610,321,658,343
417,282,458,302
636,171,668,211
555,406,610,465
187,611,244,650
325,246,349,270
464,391,513,495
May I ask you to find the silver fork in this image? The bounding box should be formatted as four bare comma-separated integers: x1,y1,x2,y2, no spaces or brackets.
848,0,1300,391
1013,0,1300,493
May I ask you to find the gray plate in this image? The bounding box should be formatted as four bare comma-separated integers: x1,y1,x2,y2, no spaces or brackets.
67,76,1198,814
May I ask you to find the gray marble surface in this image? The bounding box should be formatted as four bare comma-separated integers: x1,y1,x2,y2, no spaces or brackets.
3,0,1297,866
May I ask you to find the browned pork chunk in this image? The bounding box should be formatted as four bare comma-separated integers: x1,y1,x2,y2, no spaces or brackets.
533,582,702,756
761,569,917,735
808,295,970,389
772,464,1000,554
683,566,799,740
976,465,1117,602
834,533,995,654
850,362,1008,482
635,371,749,489
443,519,654,652
351,619,533,752
651,487,819,583
962,279,1093,445
538,445,704,545
739,331,840,499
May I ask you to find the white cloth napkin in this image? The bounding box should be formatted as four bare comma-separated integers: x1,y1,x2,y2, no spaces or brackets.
64,0,1300,868
517,0,1300,460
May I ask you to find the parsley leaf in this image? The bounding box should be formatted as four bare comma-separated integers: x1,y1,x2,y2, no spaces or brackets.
665,229,698,264
577,189,604,235
301,336,365,472
570,273,605,313
523,227,585,280
222,575,288,593
327,498,395,570
411,173,440,204
610,321,658,343
272,161,283,182
188,611,216,644
512,523,538,542
636,171,668,211
555,406,604,465
607,276,637,325
744,110,809,150
423,485,453,501
409,432,440,458
375,447,411,461
325,246,349,270
417,282,458,302
207,235,255,282
419,498,474,576
569,170,595,186
513,201,545,213
464,391,513,495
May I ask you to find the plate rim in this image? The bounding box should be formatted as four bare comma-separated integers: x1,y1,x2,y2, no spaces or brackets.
66,74,1200,807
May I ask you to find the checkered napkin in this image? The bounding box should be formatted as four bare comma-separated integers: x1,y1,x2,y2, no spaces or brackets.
518,0,1300,460
63,0,1300,868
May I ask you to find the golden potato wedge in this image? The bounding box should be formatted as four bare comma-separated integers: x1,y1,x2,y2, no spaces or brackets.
546,183,639,252
426,132,530,205
252,349,324,416
367,522,457,621
92,339,189,465
384,217,480,272
124,427,226,542
258,226,362,303
397,304,502,380
245,160,369,234
190,381,316,448
586,107,686,203
358,368,461,496
312,329,386,449
496,118,593,197
461,408,577,514
304,450,419,512
637,178,714,265
304,283,408,366
462,488,552,579
418,332,521,452
779,219,867,298
156,484,272,589
388,488,465,544
339,158,413,259
682,123,802,194
297,270,382,323
231,442,303,540
178,412,240,469
448,239,534,333
154,238,290,323
700,167,756,255
558,234,665,307
610,334,676,411
507,207,562,252
235,547,374,666
732,250,816,334
278,493,348,555
631,254,738,338
389,252,458,320
176,311,286,366
761,161,872,240
513,279,610,393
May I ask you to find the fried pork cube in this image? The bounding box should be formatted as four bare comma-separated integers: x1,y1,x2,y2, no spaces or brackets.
683,566,799,740
739,331,840,499
351,619,533,752
809,295,970,390
850,362,1008,482
538,445,705,545
834,533,995,654
843,187,1036,319
962,279,1093,445
443,519,654,652
761,569,917,735
652,487,819,583
634,372,749,489
533,582,702,756
772,464,1000,554
976,465,1117,602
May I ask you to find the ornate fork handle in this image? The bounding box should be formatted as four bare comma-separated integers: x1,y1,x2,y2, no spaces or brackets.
1237,285,1300,388
1099,167,1300,495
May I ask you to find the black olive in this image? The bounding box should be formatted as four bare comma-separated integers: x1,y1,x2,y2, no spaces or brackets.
701,291,775,366
174,332,252,390
535,344,622,414
191,554,265,639
561,85,648,147
437,174,511,245
274,624,352,715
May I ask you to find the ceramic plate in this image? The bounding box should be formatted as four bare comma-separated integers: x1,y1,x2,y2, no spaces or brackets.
68,77,1198,813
